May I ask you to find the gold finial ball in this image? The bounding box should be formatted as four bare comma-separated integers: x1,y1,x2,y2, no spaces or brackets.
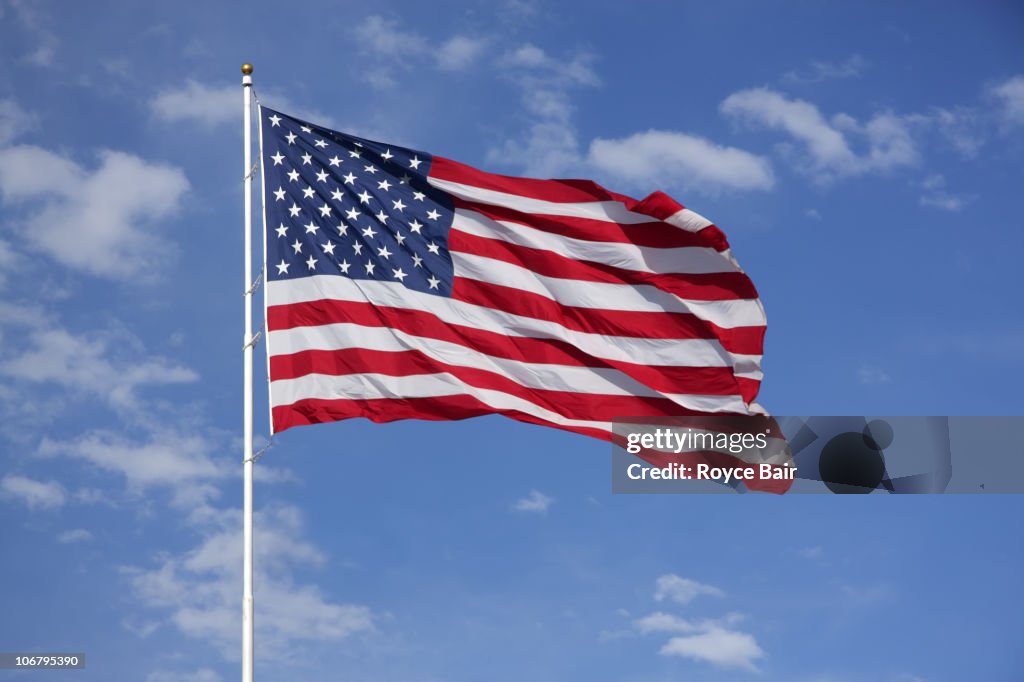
241,63,253,75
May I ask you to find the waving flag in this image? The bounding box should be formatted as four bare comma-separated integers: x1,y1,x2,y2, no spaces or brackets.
259,106,767,444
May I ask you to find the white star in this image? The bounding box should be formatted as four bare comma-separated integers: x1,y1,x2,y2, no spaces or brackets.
392,198,406,212
426,209,441,221
285,132,297,144
287,169,300,182
342,172,357,185
276,259,289,274
348,148,362,158
409,156,422,169
305,221,319,234
364,164,378,175
291,239,303,254
273,186,286,201
395,232,406,245
314,139,328,148
377,179,392,191
352,242,363,255
302,186,315,199
357,190,372,205
361,225,377,239
408,219,423,234
323,242,336,255
412,191,425,201
339,259,351,274
426,242,440,255
381,149,394,161
392,267,407,282
364,260,376,275
331,188,344,202
345,207,360,221
399,174,411,185
411,253,423,267
269,114,281,127
377,245,392,259
319,203,332,217
329,155,342,167
301,152,312,165
337,222,348,236
427,275,440,289
375,210,388,225
300,125,312,133
306,255,317,270
288,203,301,217
316,169,329,183
271,151,284,165
275,223,288,238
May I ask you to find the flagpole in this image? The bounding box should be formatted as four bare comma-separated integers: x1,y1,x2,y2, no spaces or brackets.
241,62,255,682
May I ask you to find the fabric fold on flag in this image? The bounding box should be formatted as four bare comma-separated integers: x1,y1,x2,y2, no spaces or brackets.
258,105,769,475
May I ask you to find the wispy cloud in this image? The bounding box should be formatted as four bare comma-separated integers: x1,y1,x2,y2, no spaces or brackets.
0,474,66,510
125,504,375,660
990,75,1024,128
512,489,553,514
858,364,892,385
783,54,868,84
588,130,774,194
721,88,918,182
0,144,189,281
653,574,725,605
659,626,765,671
918,174,975,212
57,528,94,543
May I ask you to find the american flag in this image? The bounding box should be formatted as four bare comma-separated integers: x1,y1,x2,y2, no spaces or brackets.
260,106,767,446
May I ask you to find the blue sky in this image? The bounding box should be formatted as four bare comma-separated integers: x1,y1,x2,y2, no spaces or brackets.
1,1,1023,681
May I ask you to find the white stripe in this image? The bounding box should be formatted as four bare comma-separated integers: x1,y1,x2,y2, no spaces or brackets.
429,176,661,225
665,207,713,232
452,209,737,275
271,371,615,433
266,276,763,379
453,252,766,328
269,322,750,413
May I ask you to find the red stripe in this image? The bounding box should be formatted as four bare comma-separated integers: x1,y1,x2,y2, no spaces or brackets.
432,156,731,251
267,300,751,397
454,198,728,251
449,228,759,302
271,396,786,493
272,348,734,420
452,277,765,356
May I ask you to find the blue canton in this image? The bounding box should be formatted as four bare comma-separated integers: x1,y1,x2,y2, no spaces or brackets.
260,107,454,296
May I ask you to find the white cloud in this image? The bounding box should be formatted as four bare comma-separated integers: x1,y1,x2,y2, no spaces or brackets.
0,145,189,280
356,15,427,57
151,80,238,127
783,54,867,84
588,130,774,193
653,574,724,604
858,364,892,385
721,88,918,181
500,44,600,87
633,612,697,634
512,489,553,514
0,98,36,145
659,626,765,671
437,36,488,71
38,428,226,494
5,0,59,67
1,324,197,412
57,528,93,543
126,504,375,660
798,546,824,560
0,474,65,510
990,75,1024,127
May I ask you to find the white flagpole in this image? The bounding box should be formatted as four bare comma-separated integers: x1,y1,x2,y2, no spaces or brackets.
241,62,255,682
